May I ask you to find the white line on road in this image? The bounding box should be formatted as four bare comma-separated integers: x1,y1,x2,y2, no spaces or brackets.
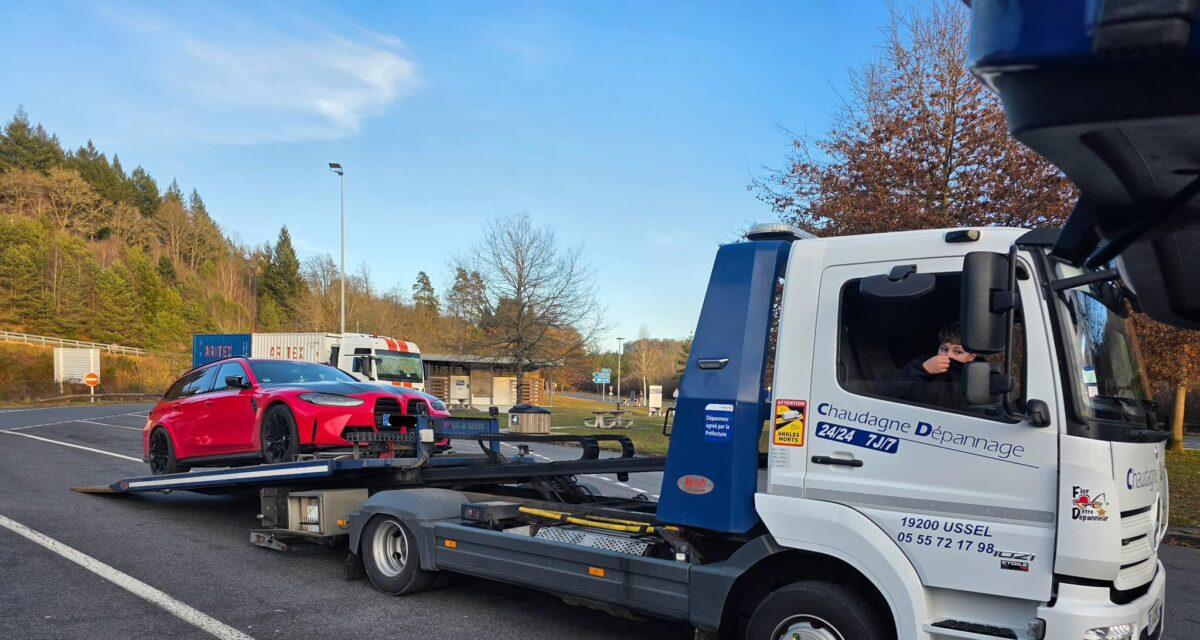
78,419,143,431
0,513,255,640
0,430,141,462
5,413,143,431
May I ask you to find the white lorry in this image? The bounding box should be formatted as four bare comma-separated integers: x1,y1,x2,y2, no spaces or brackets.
329,224,1166,640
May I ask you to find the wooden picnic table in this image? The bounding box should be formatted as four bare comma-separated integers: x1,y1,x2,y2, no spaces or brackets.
584,409,633,429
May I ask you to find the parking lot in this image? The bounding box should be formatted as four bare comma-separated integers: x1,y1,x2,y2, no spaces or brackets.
1,403,1198,639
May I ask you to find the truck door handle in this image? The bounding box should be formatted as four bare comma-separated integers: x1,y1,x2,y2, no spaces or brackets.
811,455,863,468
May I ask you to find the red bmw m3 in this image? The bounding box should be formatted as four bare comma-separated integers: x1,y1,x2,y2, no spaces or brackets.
143,357,450,474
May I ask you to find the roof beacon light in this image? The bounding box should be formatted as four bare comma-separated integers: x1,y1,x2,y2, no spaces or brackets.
745,222,816,242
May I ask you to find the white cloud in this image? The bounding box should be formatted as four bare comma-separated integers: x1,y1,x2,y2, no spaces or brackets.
100,5,419,144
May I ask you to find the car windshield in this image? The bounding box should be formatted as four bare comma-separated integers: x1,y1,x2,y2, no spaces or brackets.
249,360,357,385
1059,282,1152,426
375,350,423,383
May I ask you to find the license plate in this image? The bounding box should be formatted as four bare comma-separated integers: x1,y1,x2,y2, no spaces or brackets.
1148,598,1162,633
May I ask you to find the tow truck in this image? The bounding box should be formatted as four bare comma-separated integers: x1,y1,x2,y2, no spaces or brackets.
86,222,1170,639
83,2,1200,638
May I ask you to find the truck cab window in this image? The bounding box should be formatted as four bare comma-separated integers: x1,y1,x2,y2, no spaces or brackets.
837,272,1025,416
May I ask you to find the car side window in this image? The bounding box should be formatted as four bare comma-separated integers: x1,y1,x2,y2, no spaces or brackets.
182,366,219,397
164,372,197,400
212,362,249,392
836,271,1027,418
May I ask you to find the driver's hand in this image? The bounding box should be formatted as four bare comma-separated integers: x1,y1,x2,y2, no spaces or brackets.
922,355,951,375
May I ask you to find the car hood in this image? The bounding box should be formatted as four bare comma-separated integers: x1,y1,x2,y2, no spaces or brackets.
266,380,396,397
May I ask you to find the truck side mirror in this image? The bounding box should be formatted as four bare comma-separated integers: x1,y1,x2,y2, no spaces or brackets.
961,251,1015,354
963,361,1011,406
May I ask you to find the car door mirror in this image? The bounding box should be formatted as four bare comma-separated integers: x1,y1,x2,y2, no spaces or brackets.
225,375,249,390
961,251,1015,354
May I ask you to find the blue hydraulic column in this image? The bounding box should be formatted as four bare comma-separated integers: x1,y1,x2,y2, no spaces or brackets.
657,239,790,534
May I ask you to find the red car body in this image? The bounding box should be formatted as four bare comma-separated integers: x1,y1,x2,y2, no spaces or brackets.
143,357,449,471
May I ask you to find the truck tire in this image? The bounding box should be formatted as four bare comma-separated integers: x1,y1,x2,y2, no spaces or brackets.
746,581,887,640
148,428,188,475
260,405,300,464
362,516,436,596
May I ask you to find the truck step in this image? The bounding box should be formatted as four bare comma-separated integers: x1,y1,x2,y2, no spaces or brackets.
927,619,1019,639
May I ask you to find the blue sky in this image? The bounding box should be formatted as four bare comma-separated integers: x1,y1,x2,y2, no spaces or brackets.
1,0,906,342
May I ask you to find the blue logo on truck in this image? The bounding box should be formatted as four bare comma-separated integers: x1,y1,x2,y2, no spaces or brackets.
814,421,899,454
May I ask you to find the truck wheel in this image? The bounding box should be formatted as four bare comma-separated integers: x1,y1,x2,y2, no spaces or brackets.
362,516,436,595
148,428,187,475
261,405,300,464
746,581,887,640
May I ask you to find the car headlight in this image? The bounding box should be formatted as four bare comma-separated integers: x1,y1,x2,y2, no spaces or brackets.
299,393,365,407
1083,624,1133,640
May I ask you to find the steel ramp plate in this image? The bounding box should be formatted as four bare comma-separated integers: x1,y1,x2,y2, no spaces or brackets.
71,485,121,494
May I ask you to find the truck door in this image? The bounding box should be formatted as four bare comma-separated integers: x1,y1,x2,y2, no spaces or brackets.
800,255,1059,601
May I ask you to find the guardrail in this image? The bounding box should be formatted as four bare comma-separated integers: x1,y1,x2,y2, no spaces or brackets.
0,330,147,356
35,392,161,403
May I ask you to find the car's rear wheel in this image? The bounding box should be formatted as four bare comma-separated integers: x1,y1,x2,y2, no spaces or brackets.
148,428,187,475
362,516,436,595
260,405,300,464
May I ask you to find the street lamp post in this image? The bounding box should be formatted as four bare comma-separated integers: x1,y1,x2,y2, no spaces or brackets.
616,337,624,407
328,162,345,334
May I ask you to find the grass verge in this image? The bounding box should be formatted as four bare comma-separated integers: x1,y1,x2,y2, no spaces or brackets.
1168,449,1200,529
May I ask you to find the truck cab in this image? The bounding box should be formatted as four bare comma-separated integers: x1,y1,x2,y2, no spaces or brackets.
331,333,426,392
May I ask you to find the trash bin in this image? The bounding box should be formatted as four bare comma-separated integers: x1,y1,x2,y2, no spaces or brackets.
508,404,551,434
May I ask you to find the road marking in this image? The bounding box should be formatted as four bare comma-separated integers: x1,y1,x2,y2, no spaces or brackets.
0,430,141,462
6,414,142,431
0,513,255,640
78,419,143,431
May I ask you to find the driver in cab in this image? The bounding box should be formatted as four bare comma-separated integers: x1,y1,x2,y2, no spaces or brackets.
873,322,976,410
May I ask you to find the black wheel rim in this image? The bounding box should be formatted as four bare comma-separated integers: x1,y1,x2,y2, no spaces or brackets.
263,411,292,463
149,431,169,474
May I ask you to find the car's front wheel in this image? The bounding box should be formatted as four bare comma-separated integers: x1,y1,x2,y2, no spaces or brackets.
148,428,187,475
260,405,300,464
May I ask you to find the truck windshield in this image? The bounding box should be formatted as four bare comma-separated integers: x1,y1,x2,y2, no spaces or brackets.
1059,283,1152,427
376,350,423,383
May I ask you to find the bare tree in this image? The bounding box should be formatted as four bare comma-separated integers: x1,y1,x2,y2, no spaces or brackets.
627,325,671,402
450,213,605,393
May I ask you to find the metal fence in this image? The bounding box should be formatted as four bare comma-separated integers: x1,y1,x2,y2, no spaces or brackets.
0,330,147,356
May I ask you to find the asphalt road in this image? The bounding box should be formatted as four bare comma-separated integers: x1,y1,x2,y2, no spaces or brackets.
0,404,1196,639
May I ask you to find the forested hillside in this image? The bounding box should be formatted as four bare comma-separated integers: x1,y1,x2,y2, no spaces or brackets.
0,109,477,354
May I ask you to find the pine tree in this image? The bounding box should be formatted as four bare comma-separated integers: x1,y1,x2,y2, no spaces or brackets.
412,271,439,315
94,265,139,344
260,226,304,314
164,178,184,204
0,107,64,173
128,166,161,217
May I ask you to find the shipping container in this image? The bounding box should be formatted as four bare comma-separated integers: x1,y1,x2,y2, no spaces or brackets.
250,333,338,364
192,334,251,367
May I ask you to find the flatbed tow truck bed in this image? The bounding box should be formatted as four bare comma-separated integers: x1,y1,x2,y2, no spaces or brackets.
72,417,666,497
